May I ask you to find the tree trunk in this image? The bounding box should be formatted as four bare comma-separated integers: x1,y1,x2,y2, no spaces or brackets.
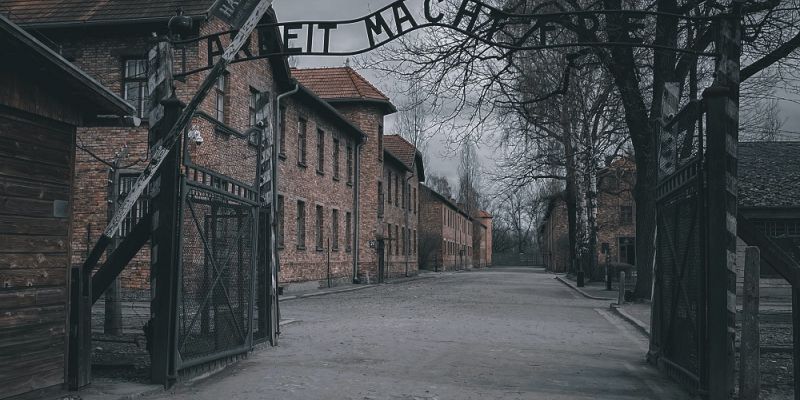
632,131,658,299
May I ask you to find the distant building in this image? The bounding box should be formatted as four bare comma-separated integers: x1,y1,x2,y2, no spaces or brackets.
0,14,133,399
473,210,493,268
379,135,424,280
538,158,636,273
419,184,474,270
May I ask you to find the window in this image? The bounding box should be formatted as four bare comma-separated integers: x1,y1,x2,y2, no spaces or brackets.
115,172,149,237
332,209,339,250
277,195,285,248
387,172,392,204
346,142,353,184
394,174,399,206
395,225,399,254
402,228,406,255
387,223,392,256
296,201,306,249
378,124,384,161
402,179,406,209
316,205,324,250
123,59,148,118
620,205,633,225
413,188,417,214
298,118,307,166
279,106,287,157
413,230,417,255
316,129,325,173
249,88,268,127
333,138,340,180
345,212,352,252
215,74,227,122
378,182,384,218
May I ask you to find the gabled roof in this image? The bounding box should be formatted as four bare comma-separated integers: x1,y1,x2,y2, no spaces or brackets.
384,134,425,181
420,183,472,221
477,210,493,219
0,0,214,27
291,67,397,114
738,141,800,209
0,14,134,117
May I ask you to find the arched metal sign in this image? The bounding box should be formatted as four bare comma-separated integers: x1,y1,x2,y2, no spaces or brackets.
174,0,717,78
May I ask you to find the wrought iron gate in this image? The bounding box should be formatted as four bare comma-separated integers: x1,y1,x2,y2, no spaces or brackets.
176,169,258,368
650,101,708,390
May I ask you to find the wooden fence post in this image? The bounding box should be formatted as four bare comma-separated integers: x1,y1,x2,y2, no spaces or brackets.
739,247,760,399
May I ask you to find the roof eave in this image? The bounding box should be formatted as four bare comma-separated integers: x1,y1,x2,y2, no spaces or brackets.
0,14,135,116
324,98,397,114
296,83,367,143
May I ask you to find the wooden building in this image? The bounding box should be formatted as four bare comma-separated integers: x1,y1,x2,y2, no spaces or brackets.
0,14,133,399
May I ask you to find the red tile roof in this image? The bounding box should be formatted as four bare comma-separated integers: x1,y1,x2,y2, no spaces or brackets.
0,0,214,26
384,134,425,181
383,135,416,168
291,67,393,105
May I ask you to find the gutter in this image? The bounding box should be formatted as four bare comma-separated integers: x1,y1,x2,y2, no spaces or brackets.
273,83,300,333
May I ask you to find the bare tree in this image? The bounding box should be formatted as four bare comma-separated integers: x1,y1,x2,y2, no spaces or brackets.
363,0,800,298
457,139,483,216
427,173,454,199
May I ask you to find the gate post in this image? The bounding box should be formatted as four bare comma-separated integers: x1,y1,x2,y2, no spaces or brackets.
704,7,742,398
149,96,185,385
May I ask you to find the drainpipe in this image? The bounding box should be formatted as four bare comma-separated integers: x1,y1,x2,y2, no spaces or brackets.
352,140,362,283
274,83,299,334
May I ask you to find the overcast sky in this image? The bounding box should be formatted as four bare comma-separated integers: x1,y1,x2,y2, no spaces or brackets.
273,0,800,191
272,0,494,191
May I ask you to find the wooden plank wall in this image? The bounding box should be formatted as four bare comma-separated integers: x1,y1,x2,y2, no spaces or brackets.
0,108,74,398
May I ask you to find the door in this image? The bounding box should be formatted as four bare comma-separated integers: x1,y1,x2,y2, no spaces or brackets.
377,239,385,283
618,237,636,265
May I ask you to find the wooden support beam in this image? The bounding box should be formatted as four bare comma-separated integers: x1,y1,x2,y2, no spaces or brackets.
90,215,152,304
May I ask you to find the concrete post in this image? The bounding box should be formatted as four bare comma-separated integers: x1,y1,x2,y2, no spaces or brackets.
739,247,760,399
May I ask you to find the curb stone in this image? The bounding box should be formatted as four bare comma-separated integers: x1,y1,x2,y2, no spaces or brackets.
554,275,616,301
609,304,651,337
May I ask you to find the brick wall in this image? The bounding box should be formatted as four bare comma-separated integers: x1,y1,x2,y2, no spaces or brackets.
327,104,386,282
418,186,473,271
381,161,419,278
276,95,357,284
61,19,279,291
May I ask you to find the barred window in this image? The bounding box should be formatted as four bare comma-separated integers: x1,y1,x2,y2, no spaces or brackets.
346,142,354,184
345,212,352,252
332,209,339,250
298,118,307,166
317,129,325,174
333,138,340,180
316,205,324,250
296,201,306,249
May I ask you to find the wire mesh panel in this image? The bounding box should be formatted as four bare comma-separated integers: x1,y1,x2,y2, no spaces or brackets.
177,183,256,367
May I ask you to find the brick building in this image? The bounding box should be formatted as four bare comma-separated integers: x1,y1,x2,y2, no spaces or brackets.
275,84,366,285
419,184,474,270
292,67,400,283
473,210,493,268
0,1,296,296
0,14,134,399
380,134,425,280
538,158,636,273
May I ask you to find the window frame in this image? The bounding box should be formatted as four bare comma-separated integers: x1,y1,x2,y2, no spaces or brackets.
296,200,306,250
122,58,148,118
297,117,308,167
316,129,325,174
214,73,227,122
332,209,339,251
315,204,324,251
333,138,340,180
